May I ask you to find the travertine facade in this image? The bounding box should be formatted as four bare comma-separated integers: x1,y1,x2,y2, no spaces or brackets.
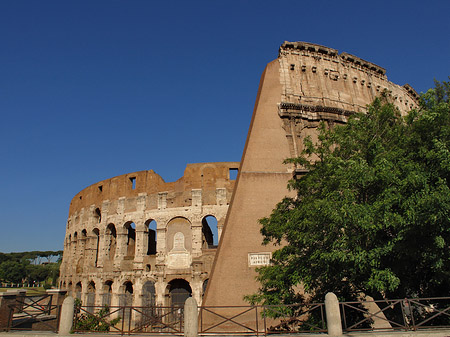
203,41,419,313
60,162,238,308
61,41,420,323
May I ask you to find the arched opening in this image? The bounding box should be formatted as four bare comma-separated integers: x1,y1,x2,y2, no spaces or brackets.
68,282,73,296
167,279,192,308
102,281,113,306
124,222,136,257
86,281,96,310
107,224,117,260
202,215,218,248
146,219,157,255
73,232,78,256
120,281,134,322
75,282,82,300
202,279,209,297
142,281,156,306
94,208,101,223
92,228,100,267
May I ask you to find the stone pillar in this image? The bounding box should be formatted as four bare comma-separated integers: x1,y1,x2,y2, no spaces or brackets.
59,296,74,335
97,233,107,267
184,297,198,337
114,232,127,268
155,268,166,307
191,261,203,305
46,289,67,315
0,292,16,331
191,219,203,257
325,292,342,336
134,224,146,269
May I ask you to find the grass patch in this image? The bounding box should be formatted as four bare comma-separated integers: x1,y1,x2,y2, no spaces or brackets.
0,287,46,295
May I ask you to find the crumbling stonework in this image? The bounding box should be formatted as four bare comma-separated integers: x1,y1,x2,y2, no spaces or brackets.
59,162,238,308
203,42,419,312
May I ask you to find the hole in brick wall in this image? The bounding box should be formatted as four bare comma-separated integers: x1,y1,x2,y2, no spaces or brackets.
146,219,157,255
202,215,218,247
229,168,238,180
129,177,136,189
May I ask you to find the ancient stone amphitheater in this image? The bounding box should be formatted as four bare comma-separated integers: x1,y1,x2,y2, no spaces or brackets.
60,41,420,314
59,162,238,309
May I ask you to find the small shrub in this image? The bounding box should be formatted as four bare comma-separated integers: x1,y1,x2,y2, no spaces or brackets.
73,299,121,332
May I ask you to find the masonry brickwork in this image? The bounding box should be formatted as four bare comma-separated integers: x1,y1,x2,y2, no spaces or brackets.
60,41,419,321
202,41,419,313
59,162,238,308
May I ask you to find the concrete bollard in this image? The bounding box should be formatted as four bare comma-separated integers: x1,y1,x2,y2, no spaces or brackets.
58,296,74,335
325,292,343,336
184,297,198,337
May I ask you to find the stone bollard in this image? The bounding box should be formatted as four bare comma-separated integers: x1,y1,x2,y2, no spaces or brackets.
184,297,198,337
58,296,75,335
325,292,343,336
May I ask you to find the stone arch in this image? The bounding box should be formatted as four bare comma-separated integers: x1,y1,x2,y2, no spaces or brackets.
124,221,136,257
106,223,117,260
68,281,73,296
142,280,156,307
73,232,78,255
75,281,82,300
102,280,113,306
166,279,192,308
86,281,96,309
94,208,101,223
202,279,209,297
92,228,100,267
120,281,134,322
166,217,192,252
201,215,218,248
145,219,157,255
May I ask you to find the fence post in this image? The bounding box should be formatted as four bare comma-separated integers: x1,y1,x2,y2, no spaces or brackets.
184,297,198,337
0,292,17,331
325,292,342,336
58,296,74,335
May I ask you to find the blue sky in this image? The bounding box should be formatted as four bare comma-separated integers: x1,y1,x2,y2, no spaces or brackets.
0,0,449,253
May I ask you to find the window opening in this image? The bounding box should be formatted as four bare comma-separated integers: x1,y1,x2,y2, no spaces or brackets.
229,168,238,180
146,219,157,255
129,177,136,189
202,215,218,247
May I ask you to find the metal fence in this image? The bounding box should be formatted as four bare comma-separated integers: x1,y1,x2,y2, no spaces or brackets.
6,293,61,332
70,296,450,335
340,297,450,332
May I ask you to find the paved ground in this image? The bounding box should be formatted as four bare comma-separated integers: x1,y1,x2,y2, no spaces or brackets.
2,329,450,337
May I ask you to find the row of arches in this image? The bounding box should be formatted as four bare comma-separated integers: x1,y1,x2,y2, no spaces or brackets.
64,278,198,308
65,215,219,268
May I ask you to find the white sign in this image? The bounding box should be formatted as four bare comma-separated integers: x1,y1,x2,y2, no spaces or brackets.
248,252,272,267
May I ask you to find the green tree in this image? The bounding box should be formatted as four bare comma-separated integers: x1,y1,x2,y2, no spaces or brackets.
248,80,450,308
0,260,27,283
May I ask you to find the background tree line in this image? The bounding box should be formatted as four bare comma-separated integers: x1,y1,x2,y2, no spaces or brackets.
0,250,62,287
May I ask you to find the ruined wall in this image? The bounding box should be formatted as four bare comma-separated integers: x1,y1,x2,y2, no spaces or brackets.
60,162,238,308
203,41,419,311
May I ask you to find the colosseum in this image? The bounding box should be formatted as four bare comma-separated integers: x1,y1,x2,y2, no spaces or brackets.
61,41,420,320
59,162,239,309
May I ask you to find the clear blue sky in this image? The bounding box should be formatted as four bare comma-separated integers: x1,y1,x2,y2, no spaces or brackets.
0,0,448,253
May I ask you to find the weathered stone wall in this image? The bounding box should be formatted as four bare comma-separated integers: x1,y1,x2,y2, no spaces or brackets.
203,41,419,310
59,162,238,307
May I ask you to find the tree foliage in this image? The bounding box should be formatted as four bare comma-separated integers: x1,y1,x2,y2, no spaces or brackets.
248,80,450,307
0,250,62,285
